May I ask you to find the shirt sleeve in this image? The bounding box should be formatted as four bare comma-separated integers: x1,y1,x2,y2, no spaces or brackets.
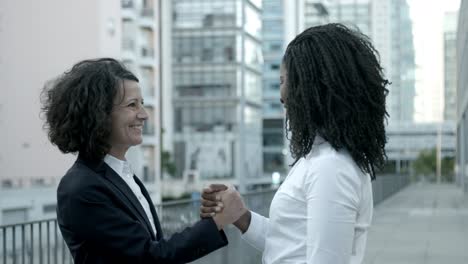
304,156,361,264
241,211,270,252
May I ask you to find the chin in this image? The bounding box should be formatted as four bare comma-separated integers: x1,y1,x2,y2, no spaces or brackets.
130,137,143,146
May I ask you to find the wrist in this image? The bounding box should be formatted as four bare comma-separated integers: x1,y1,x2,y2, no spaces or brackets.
233,210,251,233
213,215,224,230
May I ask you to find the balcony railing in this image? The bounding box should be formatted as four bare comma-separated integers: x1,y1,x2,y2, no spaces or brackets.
1,174,409,263
1,219,72,264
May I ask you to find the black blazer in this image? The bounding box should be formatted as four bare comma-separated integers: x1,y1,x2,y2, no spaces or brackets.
57,156,228,264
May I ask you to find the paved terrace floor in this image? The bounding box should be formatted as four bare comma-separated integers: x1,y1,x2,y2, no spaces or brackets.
363,183,468,264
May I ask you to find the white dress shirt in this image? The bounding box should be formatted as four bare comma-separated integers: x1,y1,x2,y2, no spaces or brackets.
242,137,373,264
104,154,157,236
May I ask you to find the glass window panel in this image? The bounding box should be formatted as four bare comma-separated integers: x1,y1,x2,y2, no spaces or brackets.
245,4,261,38
245,71,262,103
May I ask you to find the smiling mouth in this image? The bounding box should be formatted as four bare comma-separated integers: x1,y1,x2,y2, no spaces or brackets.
130,124,143,131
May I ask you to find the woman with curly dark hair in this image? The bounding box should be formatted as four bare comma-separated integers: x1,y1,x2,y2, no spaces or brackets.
42,58,246,263
201,23,389,263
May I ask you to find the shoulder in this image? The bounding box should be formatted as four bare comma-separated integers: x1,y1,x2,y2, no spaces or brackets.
302,145,362,204
57,158,107,202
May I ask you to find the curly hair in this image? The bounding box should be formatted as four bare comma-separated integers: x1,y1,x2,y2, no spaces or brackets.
282,23,389,179
41,58,138,161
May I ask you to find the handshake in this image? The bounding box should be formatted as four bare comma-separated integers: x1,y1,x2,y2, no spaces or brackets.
199,184,252,233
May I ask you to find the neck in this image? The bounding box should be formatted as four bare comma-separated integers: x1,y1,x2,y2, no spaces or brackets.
108,146,128,161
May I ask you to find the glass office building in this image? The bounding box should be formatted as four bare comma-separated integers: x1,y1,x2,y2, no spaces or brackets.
171,0,263,189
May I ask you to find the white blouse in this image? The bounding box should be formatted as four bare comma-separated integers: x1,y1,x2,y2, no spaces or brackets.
242,138,373,264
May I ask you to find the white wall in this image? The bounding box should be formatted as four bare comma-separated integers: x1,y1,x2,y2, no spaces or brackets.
0,0,121,185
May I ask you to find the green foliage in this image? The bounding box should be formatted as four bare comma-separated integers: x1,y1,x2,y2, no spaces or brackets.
161,150,177,177
412,148,454,182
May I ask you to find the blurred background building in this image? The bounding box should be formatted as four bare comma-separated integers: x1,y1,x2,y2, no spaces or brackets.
261,0,290,180
161,0,263,195
444,11,459,121
456,0,468,191
121,0,162,191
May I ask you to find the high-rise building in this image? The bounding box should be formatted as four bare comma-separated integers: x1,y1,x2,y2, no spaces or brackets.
443,11,458,121
304,0,331,28
456,0,468,192
120,0,162,202
373,0,416,123
262,0,287,177
169,0,263,192
329,0,372,36
388,0,415,123
261,0,330,178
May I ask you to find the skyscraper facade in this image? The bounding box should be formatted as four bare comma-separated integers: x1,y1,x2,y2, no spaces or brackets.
456,0,468,191
262,0,287,177
171,0,263,191
443,11,458,121
121,0,162,201
262,0,330,178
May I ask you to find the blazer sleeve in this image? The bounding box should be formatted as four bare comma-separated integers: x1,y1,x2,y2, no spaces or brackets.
58,183,228,264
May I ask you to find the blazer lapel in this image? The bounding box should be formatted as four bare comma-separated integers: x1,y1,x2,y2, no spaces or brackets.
133,176,163,240
99,163,156,240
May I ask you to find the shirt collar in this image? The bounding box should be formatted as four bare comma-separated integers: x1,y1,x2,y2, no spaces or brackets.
305,135,329,160
104,154,133,179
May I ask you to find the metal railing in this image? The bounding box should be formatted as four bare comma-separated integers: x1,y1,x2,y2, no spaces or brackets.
1,174,408,264
1,219,72,264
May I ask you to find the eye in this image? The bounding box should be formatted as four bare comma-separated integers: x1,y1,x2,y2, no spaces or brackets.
128,102,137,107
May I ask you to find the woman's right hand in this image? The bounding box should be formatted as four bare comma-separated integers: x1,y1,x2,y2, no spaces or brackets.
200,184,251,232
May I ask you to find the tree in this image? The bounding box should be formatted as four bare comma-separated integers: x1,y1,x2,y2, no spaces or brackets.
161,150,177,177
412,148,454,182
160,128,177,178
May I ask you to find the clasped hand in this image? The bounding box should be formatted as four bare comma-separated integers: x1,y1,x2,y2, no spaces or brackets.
199,184,247,230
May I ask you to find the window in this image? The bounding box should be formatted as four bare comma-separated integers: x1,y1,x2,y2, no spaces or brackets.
270,64,279,70
270,43,282,51
2,208,28,225
270,83,280,91
263,153,285,173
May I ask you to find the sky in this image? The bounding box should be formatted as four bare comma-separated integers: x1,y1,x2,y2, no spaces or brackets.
407,0,461,122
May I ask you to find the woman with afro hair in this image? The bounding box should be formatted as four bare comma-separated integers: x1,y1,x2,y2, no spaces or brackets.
201,23,389,264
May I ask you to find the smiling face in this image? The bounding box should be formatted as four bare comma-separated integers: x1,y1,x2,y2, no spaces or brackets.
108,80,148,160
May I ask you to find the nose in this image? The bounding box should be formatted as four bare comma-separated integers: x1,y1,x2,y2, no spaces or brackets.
137,105,148,120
